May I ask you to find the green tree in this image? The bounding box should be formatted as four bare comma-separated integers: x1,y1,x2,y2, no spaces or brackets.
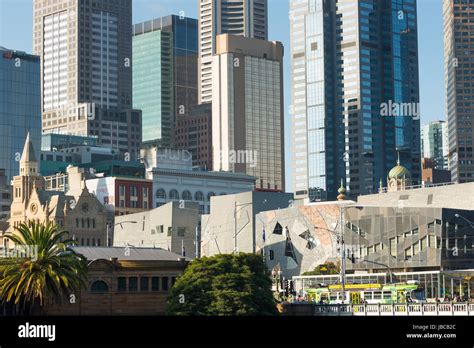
301,262,339,276
167,253,277,316
0,221,88,313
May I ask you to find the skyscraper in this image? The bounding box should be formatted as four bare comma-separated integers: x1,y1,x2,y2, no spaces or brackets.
198,0,268,103
133,15,198,146
290,0,421,200
212,34,284,191
421,121,449,170
33,0,141,159
0,47,41,182
443,0,474,183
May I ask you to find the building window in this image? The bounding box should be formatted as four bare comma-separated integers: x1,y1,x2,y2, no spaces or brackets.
119,199,125,208
162,277,169,291
117,277,126,292
119,185,125,196
207,192,215,201
76,218,79,228
140,277,149,291
269,250,274,260
156,189,166,199
157,225,164,233
151,277,160,291
169,190,179,200
182,190,192,201
273,223,283,235
195,191,204,201
131,186,138,197
167,227,173,236
177,227,186,237
90,280,109,293
129,277,138,291
143,187,149,198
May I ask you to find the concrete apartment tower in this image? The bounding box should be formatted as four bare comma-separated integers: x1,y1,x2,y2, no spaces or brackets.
212,34,284,191
443,0,474,183
198,0,268,104
290,0,421,201
33,0,142,159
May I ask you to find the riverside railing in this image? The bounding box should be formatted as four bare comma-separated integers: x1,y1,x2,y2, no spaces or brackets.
310,302,474,316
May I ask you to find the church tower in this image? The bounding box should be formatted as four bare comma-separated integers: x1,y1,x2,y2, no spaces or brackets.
10,133,44,228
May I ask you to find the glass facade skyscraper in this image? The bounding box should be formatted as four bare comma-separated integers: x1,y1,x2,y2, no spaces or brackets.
421,121,449,170
443,0,474,183
0,47,41,182
290,0,421,200
133,15,198,145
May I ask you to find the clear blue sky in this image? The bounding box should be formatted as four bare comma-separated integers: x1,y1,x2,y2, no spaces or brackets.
0,0,445,190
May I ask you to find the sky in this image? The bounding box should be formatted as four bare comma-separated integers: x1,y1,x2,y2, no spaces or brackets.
0,0,446,191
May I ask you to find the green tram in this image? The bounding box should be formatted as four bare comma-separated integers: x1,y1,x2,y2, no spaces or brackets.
306,281,425,304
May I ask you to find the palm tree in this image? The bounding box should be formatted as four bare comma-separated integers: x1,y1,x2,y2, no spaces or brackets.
0,221,88,314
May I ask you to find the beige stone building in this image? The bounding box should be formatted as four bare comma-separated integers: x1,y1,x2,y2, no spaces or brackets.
3,134,111,248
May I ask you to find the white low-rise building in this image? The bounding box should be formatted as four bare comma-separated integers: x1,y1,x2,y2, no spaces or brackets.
141,147,256,214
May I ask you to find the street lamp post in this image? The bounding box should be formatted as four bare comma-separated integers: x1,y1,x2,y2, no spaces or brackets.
107,221,138,247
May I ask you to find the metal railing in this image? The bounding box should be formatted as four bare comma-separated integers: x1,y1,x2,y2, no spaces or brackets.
377,181,455,194
311,302,474,316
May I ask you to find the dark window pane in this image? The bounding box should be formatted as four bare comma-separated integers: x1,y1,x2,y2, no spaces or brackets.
162,277,169,291
151,277,160,291
129,277,138,292
117,277,126,292
140,277,149,291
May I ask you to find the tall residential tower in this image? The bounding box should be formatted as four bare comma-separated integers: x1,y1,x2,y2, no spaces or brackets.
198,0,268,103
290,0,421,200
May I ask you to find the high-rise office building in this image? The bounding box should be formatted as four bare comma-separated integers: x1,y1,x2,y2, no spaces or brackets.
133,21,174,145
290,0,421,200
0,47,41,182
133,15,198,146
33,0,141,158
443,0,474,183
212,34,284,191
421,121,449,170
198,0,268,103
175,104,213,170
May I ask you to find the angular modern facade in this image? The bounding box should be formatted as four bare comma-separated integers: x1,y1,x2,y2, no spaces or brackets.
0,47,41,182
33,0,141,158
212,34,285,191
198,0,268,103
290,0,421,201
133,15,198,146
421,120,449,170
443,0,474,183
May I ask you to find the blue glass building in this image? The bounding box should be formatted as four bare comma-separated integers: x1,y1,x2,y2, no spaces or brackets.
0,47,41,181
290,0,421,200
133,15,198,145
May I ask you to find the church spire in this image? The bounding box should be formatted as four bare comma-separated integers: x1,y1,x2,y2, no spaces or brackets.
19,132,39,176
